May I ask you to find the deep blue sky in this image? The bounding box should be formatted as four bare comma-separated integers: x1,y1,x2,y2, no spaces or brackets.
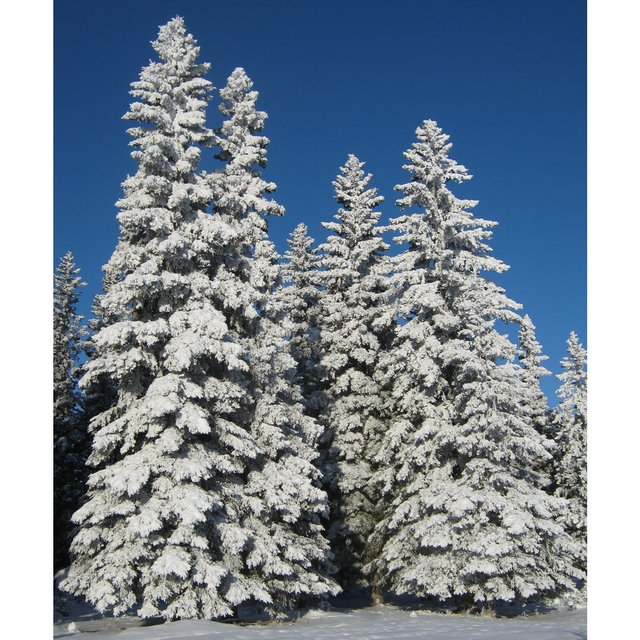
54,0,586,401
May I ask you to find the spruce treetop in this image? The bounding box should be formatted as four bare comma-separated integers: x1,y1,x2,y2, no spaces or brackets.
53,249,87,431
125,18,212,189
332,154,384,219
518,314,551,376
393,120,509,286
283,223,319,315
210,67,283,257
284,223,318,283
101,15,216,312
54,252,86,343
216,67,271,169
557,331,587,407
397,120,472,204
126,16,213,152
151,17,205,69
325,154,385,238
320,155,388,289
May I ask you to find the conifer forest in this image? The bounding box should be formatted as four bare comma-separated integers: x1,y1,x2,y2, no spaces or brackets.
53,16,587,630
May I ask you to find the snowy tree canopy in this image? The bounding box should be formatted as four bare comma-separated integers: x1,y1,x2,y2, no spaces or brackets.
210,68,283,252
555,332,587,424
243,240,340,614
368,120,583,607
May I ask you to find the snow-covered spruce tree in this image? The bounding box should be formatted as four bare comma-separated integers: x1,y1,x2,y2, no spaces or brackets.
551,331,587,575
54,251,88,571
367,120,582,609
315,155,393,589
517,315,552,440
243,240,339,614
515,314,554,489
61,18,274,620
206,68,339,614
281,223,322,409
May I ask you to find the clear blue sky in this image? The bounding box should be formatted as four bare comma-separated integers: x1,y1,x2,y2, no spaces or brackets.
54,0,586,402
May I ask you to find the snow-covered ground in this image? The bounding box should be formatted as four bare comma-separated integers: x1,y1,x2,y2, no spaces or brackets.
54,603,586,639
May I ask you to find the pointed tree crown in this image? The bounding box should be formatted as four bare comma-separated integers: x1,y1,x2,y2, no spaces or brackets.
325,154,385,239
284,223,318,285
319,155,388,289
556,331,587,417
120,15,213,212
393,120,508,283
216,67,270,168
518,314,551,380
210,67,284,252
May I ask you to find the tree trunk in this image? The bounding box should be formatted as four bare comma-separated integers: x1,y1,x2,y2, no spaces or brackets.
371,585,384,605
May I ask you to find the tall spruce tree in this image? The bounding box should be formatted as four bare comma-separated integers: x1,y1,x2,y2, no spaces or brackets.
61,18,272,620
552,331,587,575
62,21,337,620
206,68,339,614
54,251,88,571
517,315,552,439
368,120,582,608
515,314,554,489
244,240,339,614
281,223,322,410
315,155,392,589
